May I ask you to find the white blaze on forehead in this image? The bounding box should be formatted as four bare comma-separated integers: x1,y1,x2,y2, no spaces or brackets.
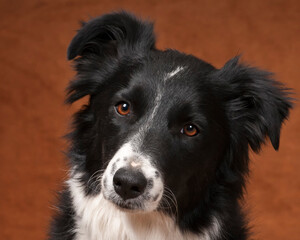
147,89,163,125
135,66,185,142
164,66,185,81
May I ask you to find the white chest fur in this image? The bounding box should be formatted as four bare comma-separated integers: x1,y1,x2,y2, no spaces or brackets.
68,176,220,240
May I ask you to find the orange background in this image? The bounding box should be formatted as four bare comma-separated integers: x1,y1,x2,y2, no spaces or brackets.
0,0,299,239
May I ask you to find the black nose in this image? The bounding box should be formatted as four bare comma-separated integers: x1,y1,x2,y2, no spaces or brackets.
113,168,147,200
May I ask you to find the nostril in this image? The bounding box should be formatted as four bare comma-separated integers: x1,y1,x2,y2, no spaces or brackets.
114,180,122,187
113,168,147,200
131,186,141,193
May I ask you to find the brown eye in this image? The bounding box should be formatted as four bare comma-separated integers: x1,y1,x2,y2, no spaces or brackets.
116,102,130,116
181,124,199,137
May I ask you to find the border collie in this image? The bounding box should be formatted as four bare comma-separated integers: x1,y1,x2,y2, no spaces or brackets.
49,11,292,240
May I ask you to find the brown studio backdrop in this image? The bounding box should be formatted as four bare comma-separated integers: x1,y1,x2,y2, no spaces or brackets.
0,0,299,239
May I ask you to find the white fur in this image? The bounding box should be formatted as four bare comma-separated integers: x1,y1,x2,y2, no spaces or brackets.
69,174,221,240
164,66,185,81
202,216,222,240
137,87,163,135
148,89,163,125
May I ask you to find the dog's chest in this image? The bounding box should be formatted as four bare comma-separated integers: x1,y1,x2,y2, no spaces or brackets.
69,177,200,240
75,205,186,240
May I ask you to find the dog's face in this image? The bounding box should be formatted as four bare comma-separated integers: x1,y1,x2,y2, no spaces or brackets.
66,12,292,219
87,52,229,213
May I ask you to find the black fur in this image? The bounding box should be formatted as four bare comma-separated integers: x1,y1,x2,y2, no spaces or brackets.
49,11,292,240
50,190,76,240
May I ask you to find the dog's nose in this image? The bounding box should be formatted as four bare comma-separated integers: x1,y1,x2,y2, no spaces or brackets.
113,168,147,200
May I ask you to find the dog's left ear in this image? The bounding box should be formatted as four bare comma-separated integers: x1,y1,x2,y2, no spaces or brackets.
214,57,293,151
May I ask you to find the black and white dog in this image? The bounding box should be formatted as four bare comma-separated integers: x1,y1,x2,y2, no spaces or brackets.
49,12,292,240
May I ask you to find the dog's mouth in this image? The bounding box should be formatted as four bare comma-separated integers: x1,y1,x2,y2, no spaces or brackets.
115,201,135,210
108,198,145,212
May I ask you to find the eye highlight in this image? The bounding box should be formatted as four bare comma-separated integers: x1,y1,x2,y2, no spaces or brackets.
181,124,199,137
116,102,130,116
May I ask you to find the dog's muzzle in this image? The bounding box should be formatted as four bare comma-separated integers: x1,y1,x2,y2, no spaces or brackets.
101,142,164,212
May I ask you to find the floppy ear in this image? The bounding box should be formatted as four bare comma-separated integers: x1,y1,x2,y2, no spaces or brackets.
67,11,155,60
66,11,155,104
215,57,293,151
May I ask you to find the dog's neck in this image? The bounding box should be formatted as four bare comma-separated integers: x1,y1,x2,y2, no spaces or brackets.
68,174,222,240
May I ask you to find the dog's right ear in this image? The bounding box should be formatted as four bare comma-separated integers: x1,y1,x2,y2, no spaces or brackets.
66,12,155,104
67,11,156,60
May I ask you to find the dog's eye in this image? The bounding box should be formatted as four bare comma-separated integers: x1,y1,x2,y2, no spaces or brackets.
116,102,130,116
181,124,199,137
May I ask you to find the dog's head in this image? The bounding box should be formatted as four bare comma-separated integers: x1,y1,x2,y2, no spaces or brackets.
66,12,292,218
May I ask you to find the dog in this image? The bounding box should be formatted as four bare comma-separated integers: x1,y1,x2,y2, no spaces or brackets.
49,11,292,240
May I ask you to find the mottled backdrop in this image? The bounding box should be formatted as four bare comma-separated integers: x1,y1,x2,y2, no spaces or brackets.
0,0,299,239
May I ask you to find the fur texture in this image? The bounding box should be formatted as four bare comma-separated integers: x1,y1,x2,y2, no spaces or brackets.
49,11,292,240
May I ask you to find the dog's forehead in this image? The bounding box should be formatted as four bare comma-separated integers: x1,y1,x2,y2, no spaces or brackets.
127,50,215,99
145,50,213,79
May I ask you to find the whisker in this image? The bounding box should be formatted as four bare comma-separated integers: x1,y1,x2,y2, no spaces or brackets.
161,186,179,221
86,169,105,193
